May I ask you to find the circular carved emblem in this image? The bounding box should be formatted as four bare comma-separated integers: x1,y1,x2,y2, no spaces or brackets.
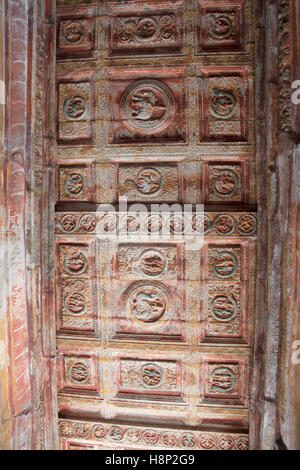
108,426,124,441
65,173,84,195
213,251,237,278
136,167,162,194
64,251,87,274
136,17,157,40
170,215,184,234
64,96,87,120
161,432,178,447
210,367,235,392
147,214,163,233
60,214,78,233
199,433,216,449
212,169,238,197
180,433,197,449
69,362,89,383
126,428,142,443
100,213,117,232
140,363,163,388
121,215,141,233
65,293,86,315
140,249,165,276
209,15,233,39
58,421,73,438
214,214,235,235
211,295,237,321
218,435,235,450
73,423,91,439
236,436,249,450
92,425,106,440
79,214,96,233
142,429,159,444
193,214,211,233
129,285,167,323
121,79,174,133
237,214,257,235
62,21,84,43
211,89,237,118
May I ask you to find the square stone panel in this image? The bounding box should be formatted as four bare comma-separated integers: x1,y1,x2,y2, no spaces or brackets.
204,161,249,204
107,67,187,145
199,66,249,142
57,6,96,58
56,162,94,202
57,71,95,144
113,354,185,402
196,0,245,53
199,356,248,406
110,279,185,342
107,0,184,57
55,238,98,335
57,348,101,397
117,162,181,203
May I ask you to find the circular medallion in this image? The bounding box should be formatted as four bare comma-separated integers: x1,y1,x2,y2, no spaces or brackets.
140,249,165,276
121,79,174,133
60,214,78,233
147,214,163,233
161,432,178,447
64,96,87,120
79,214,96,233
92,425,106,440
170,215,184,234
210,367,235,392
211,89,237,118
209,15,233,39
62,21,84,43
212,169,238,197
65,173,84,195
136,17,158,41
100,214,117,232
193,214,211,233
64,251,87,274
213,251,237,278
121,215,141,233
180,432,197,449
237,214,257,235
140,363,163,388
108,426,124,441
69,362,89,383
129,285,167,323
58,421,73,438
199,433,216,449
65,293,86,315
218,435,235,450
136,167,162,195
73,423,90,439
236,436,249,450
142,429,159,444
214,214,235,235
126,428,142,443
211,295,237,321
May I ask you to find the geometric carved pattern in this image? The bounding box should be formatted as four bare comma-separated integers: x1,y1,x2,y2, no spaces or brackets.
114,355,184,402
107,67,186,144
107,0,184,57
197,0,245,53
58,419,249,450
57,6,96,59
199,66,249,142
199,356,248,406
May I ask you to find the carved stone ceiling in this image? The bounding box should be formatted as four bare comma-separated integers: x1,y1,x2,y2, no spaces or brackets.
56,0,256,451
